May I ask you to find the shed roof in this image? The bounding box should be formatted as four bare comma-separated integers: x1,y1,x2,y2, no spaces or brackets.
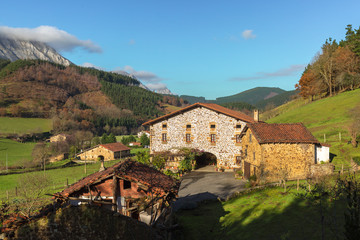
100,142,131,152
246,122,319,144
55,159,178,198
142,102,255,126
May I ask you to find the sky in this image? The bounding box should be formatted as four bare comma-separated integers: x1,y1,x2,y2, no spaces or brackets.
1,0,360,99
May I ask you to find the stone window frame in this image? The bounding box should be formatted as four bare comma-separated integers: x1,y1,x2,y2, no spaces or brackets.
209,122,216,130
162,123,167,129
162,133,167,143
186,124,192,130
210,134,216,143
235,124,242,130
186,133,191,143
236,134,241,143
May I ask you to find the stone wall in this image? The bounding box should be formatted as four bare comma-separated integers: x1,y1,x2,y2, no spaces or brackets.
77,146,115,161
242,128,316,181
150,107,247,168
310,163,335,177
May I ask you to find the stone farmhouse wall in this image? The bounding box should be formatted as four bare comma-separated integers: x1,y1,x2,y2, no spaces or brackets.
150,107,247,168
242,128,316,181
77,146,130,161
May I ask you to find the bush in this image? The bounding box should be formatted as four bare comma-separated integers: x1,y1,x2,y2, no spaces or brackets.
353,156,360,165
248,175,257,182
152,155,165,170
179,157,192,172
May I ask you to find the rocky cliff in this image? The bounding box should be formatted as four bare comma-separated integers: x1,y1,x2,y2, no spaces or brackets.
0,37,71,66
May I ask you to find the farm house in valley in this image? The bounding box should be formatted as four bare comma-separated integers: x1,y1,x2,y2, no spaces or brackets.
76,142,131,161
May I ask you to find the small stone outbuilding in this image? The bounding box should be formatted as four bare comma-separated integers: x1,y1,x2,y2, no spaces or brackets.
240,122,323,181
77,143,131,161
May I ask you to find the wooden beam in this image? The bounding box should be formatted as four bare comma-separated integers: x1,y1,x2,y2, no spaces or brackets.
112,175,118,211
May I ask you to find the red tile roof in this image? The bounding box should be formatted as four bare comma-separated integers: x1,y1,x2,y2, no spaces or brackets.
55,159,178,198
247,122,319,144
142,102,255,126
100,142,131,152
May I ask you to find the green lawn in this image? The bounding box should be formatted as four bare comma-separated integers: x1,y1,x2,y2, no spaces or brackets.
0,117,52,134
0,159,122,200
0,138,36,167
264,89,360,167
176,186,345,240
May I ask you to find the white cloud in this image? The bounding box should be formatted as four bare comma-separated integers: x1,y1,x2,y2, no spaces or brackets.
113,65,170,92
0,25,102,53
231,64,306,81
242,29,256,40
81,62,105,70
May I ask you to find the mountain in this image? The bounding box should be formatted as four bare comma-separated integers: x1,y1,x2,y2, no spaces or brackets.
179,95,207,104
0,37,71,66
214,87,286,105
255,90,298,110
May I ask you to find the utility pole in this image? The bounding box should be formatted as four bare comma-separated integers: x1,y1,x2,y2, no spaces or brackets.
6,151,8,173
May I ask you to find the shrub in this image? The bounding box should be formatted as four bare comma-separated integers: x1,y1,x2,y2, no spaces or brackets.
152,155,165,170
179,157,192,172
353,156,360,165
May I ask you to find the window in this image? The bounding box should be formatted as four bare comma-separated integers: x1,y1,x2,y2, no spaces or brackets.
162,133,167,142
244,148,247,157
124,180,131,189
211,134,216,143
186,124,191,129
236,134,241,143
236,156,241,165
210,124,216,129
186,133,191,142
253,152,255,161
162,123,167,129
249,133,252,142
236,124,242,129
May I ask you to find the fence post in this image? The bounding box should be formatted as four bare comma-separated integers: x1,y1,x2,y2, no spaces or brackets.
339,132,341,142
324,134,326,143
297,179,299,191
6,190,9,201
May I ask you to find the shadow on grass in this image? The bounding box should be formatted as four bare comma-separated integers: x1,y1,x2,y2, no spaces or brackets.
176,188,346,240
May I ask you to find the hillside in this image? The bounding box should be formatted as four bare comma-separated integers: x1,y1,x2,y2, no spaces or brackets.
0,59,184,134
255,90,298,110
264,89,360,165
214,87,286,105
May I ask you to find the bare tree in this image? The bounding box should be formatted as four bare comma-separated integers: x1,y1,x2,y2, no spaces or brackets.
16,173,50,218
348,104,360,147
32,142,50,172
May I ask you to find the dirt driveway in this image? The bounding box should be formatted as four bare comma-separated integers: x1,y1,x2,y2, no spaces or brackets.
173,166,246,211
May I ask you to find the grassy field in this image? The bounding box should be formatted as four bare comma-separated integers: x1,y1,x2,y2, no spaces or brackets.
0,117,52,134
0,138,36,167
0,159,122,200
263,89,360,167
176,185,345,240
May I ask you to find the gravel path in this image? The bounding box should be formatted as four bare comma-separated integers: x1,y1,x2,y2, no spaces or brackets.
173,166,246,211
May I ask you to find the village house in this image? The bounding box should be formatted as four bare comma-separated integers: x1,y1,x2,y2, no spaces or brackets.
137,130,150,139
77,142,131,161
143,102,256,169
239,122,331,181
49,133,71,143
54,159,179,225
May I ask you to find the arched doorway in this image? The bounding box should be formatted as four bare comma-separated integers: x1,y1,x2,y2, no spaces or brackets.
98,155,104,161
195,152,217,167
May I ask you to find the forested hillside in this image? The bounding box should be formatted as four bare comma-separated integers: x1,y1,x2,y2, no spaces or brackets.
0,59,185,135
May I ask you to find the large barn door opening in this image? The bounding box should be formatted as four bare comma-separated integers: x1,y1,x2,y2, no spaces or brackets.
195,152,217,168
244,161,251,179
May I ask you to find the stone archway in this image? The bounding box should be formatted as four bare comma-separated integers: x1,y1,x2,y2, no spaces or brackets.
195,152,217,167
97,155,104,161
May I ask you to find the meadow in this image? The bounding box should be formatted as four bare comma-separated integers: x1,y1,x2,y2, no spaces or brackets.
0,138,36,167
264,89,360,167
0,117,52,134
176,184,346,240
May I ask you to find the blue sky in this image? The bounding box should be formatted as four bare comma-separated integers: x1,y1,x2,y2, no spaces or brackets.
1,0,360,99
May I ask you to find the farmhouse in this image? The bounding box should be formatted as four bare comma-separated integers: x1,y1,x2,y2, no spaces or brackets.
239,122,327,181
143,102,256,168
50,133,71,143
54,159,179,225
77,142,131,161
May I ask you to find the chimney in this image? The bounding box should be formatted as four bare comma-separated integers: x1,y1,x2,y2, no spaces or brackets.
99,159,106,172
253,109,259,122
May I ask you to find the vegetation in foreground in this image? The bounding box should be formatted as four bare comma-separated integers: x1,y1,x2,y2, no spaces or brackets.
175,176,352,240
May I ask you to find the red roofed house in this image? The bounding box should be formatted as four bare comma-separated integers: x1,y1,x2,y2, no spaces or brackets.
54,159,179,224
240,122,329,181
143,102,257,169
77,142,131,161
